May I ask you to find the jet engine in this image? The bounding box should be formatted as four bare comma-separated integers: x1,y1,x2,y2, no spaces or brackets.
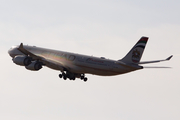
25,61,42,71
13,55,32,66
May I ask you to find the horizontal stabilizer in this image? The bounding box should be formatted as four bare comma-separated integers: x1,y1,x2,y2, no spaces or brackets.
143,66,172,68
138,55,173,64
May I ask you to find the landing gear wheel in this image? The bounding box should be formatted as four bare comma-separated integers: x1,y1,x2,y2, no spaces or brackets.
62,73,66,76
59,74,63,78
80,74,85,80
84,77,87,82
63,75,67,80
59,72,86,81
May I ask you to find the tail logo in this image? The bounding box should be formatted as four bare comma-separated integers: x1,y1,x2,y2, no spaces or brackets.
132,49,141,63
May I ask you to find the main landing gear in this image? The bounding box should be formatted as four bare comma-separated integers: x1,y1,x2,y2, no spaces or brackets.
80,74,88,82
59,72,88,82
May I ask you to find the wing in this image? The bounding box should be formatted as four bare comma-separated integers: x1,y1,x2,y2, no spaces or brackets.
18,43,41,59
138,55,173,64
18,43,66,71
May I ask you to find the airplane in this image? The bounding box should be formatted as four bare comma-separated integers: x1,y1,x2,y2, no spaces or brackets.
8,37,173,82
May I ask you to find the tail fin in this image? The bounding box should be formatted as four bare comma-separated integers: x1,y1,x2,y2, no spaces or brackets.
120,37,148,64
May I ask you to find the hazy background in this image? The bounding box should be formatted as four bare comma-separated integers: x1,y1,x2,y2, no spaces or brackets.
1,0,180,120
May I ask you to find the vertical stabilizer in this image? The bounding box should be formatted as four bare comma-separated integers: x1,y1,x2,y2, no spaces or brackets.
120,37,148,64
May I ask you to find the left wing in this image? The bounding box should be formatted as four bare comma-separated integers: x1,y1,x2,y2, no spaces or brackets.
138,55,173,64
18,43,65,71
18,43,42,60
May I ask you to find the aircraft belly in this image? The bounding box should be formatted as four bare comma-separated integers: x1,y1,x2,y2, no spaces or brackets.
86,65,138,76
45,62,64,71
87,69,119,76
75,64,120,76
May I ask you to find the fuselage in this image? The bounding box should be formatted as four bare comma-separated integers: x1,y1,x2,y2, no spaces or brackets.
8,37,172,81
8,45,141,76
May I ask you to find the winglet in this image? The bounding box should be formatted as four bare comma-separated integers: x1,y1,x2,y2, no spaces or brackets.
166,55,173,60
19,43,23,49
18,43,28,55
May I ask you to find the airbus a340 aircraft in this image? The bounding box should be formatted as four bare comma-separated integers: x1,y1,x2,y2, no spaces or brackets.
8,37,172,82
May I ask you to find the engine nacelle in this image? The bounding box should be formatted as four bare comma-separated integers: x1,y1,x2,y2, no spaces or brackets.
25,61,42,71
13,55,32,66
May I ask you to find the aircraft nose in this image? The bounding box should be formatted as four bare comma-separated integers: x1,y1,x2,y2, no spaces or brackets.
8,48,14,57
8,46,19,58
8,45,24,58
